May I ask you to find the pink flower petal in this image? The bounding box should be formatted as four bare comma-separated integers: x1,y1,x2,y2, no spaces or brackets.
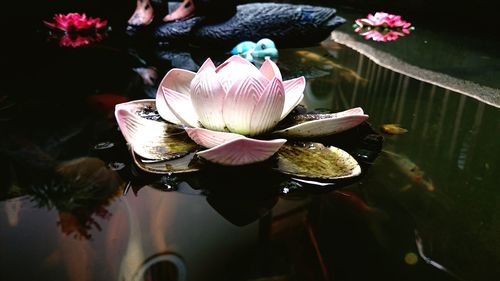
274,108,369,138
190,58,226,131
115,100,174,159
216,55,267,93
259,58,282,81
250,77,285,135
155,89,182,125
185,127,244,148
215,55,256,72
197,137,287,166
281,76,305,119
222,75,266,134
158,68,196,95
161,86,200,127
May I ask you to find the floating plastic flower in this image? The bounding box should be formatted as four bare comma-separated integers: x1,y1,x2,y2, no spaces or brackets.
44,12,108,32
355,12,411,29
44,13,109,47
115,56,369,174
353,12,413,42
57,33,105,48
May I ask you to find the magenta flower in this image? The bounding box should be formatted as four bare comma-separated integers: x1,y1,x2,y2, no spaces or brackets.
355,12,411,29
44,12,108,32
354,12,413,42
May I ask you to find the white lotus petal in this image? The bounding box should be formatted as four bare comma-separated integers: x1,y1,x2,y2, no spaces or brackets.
161,86,200,128
250,77,285,135
197,138,287,166
215,55,256,72
259,58,282,81
274,113,369,138
196,57,216,72
185,127,244,148
190,59,226,131
115,101,174,159
281,76,306,120
158,68,196,94
216,55,267,93
156,89,182,125
223,75,266,134
336,107,364,116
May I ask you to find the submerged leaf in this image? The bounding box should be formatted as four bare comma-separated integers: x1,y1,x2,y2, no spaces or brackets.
275,142,361,179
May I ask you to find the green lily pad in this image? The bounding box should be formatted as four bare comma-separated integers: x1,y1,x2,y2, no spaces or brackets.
274,142,361,179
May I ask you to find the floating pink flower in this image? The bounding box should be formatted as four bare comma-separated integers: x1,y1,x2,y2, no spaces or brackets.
354,12,413,42
44,12,108,32
355,12,411,29
115,56,369,166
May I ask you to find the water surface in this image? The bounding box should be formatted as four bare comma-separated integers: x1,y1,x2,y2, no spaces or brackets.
0,7,499,281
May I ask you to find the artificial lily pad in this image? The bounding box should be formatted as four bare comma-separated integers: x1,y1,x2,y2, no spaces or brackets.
115,99,198,160
274,142,361,179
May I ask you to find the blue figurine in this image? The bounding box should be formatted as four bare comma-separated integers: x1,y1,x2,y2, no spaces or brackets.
230,38,278,63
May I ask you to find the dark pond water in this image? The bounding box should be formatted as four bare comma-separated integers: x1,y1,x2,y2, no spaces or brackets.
1,4,499,281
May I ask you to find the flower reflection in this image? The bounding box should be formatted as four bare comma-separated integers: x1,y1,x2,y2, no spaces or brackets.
353,12,413,42
57,33,106,48
28,157,124,239
356,29,408,42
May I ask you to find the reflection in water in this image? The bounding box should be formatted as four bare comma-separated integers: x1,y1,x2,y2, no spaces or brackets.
29,157,124,239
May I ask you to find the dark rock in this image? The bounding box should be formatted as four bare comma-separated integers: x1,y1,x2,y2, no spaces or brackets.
156,2,345,48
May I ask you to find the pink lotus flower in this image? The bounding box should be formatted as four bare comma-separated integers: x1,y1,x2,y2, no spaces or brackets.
44,12,108,32
58,33,105,48
355,12,411,29
354,12,413,42
116,56,368,166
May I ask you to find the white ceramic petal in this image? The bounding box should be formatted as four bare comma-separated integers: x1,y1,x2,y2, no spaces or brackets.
190,59,226,131
155,89,182,125
215,55,256,72
336,107,364,116
161,86,200,128
281,76,306,120
158,68,196,94
216,55,267,93
185,127,244,148
274,109,369,138
115,100,176,159
197,137,287,166
196,57,216,73
259,58,282,81
222,75,266,134
249,77,285,135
